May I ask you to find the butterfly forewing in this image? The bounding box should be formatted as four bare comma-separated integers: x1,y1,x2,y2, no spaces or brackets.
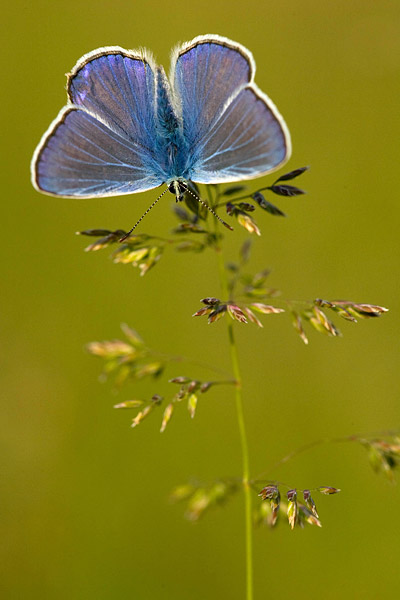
34,107,164,197
188,86,290,183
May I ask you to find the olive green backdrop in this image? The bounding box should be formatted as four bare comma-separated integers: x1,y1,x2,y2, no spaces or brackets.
2,0,399,598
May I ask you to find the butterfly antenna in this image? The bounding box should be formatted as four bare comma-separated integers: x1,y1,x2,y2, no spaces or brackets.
182,184,233,231
119,188,169,242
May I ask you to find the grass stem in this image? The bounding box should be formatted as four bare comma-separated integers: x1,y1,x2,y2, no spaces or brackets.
214,219,254,600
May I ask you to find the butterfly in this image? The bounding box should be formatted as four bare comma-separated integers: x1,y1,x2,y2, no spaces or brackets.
31,34,291,233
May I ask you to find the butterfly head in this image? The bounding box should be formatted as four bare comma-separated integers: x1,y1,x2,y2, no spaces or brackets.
168,180,187,202
167,179,234,231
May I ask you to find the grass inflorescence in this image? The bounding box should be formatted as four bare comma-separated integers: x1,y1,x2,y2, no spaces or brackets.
80,167,390,600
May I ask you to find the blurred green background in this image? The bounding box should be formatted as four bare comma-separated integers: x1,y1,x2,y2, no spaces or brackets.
2,0,400,598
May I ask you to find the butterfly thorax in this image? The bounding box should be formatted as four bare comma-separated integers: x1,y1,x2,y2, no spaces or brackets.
155,68,189,182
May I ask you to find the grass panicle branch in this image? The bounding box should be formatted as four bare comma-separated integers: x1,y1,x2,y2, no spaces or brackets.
254,430,400,483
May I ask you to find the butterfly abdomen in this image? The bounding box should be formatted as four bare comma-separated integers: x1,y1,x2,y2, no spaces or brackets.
155,67,188,180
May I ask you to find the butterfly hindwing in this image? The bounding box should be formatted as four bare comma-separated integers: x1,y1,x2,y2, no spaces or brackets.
171,35,252,145
67,49,158,151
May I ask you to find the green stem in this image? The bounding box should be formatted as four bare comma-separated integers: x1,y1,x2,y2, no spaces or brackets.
214,224,254,600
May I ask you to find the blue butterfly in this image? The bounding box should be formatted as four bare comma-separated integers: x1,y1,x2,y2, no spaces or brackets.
31,34,291,231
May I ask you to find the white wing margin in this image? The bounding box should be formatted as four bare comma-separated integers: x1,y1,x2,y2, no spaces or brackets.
170,35,291,183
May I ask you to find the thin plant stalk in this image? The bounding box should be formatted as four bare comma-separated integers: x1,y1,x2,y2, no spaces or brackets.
213,213,254,600
253,428,400,482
